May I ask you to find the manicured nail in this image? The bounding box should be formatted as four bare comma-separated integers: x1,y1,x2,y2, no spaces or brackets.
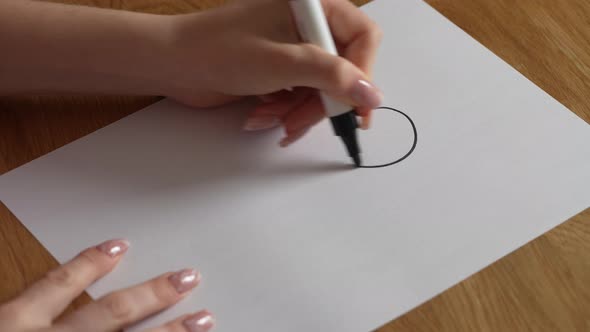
360,117,370,130
169,268,201,294
350,79,383,109
97,239,130,258
360,113,372,130
279,128,309,147
243,116,281,131
183,310,215,332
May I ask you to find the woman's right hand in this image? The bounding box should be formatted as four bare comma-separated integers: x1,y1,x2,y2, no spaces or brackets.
0,239,214,332
161,0,383,146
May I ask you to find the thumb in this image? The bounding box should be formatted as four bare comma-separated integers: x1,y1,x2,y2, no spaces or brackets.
277,43,383,110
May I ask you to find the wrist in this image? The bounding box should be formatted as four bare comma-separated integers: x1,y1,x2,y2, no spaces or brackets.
76,10,181,97
114,13,179,96
0,1,179,96
151,13,212,100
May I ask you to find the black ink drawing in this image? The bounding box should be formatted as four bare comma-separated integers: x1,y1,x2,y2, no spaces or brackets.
360,106,418,169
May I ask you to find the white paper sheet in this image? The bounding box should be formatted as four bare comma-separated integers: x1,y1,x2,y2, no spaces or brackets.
2,0,590,331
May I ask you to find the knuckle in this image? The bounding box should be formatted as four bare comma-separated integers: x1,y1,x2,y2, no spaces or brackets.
73,249,106,278
370,23,384,42
151,278,180,304
325,58,350,88
163,318,189,332
76,249,101,268
100,293,135,323
42,249,105,291
45,266,76,289
275,46,302,67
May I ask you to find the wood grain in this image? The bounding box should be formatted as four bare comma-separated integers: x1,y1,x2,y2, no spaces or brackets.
1,0,589,331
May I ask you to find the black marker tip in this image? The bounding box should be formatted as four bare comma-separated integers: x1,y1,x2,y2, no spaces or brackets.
352,154,361,168
330,111,362,169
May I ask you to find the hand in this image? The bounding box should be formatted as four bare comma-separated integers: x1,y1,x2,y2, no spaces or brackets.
0,239,214,332
163,0,383,146
2,0,381,146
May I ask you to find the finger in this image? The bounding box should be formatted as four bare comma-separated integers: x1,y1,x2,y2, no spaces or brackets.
257,89,294,103
357,106,373,129
258,94,278,103
284,94,326,134
279,127,310,147
324,0,382,124
9,239,129,325
60,268,201,332
273,43,383,110
280,95,326,146
145,310,215,332
323,0,383,76
244,88,312,131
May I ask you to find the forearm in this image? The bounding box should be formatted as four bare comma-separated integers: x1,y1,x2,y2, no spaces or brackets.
0,0,173,95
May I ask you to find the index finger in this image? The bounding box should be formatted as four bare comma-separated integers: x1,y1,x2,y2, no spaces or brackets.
323,0,383,76
323,0,382,124
10,239,128,324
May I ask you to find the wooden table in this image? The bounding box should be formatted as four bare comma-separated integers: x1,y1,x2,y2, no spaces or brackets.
1,0,589,330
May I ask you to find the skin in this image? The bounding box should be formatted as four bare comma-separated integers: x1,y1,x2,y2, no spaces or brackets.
0,239,214,332
1,0,383,145
0,0,382,330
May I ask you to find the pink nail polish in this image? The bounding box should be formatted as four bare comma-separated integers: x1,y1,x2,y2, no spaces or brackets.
96,239,130,258
168,269,201,294
351,79,383,109
183,310,215,332
243,116,281,131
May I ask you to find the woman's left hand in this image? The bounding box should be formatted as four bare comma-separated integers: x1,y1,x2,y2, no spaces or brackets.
0,239,213,332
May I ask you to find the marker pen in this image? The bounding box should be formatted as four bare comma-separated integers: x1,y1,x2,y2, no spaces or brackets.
289,0,362,167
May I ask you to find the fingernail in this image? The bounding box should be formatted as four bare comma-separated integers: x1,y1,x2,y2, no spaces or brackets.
360,116,371,130
97,239,130,258
169,268,201,294
360,111,373,130
183,310,215,332
350,79,383,109
279,128,309,147
243,116,281,131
